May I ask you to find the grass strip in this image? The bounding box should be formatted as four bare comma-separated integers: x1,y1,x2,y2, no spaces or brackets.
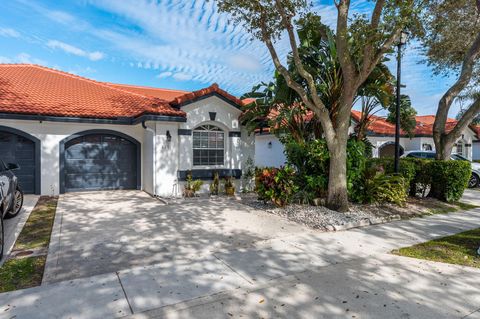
393,228,480,268
13,196,58,251
0,196,58,293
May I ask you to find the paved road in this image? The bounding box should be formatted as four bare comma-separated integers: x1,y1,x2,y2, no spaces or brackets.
0,190,479,319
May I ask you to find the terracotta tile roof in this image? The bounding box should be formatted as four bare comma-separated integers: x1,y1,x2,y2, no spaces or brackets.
106,82,189,101
0,64,185,119
170,83,245,108
352,110,464,137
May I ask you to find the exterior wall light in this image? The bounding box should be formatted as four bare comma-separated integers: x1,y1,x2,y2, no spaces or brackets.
166,130,172,143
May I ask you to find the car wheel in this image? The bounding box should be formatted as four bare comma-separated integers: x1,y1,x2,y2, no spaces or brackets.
0,214,4,261
6,187,23,219
468,173,480,188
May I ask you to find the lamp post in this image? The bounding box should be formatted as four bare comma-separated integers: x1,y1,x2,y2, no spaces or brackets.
394,30,409,174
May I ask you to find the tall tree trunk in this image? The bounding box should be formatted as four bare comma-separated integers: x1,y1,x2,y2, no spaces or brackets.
326,135,349,211
326,98,352,212
434,135,455,160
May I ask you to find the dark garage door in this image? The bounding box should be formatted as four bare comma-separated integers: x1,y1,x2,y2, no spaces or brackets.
64,134,138,192
0,131,36,194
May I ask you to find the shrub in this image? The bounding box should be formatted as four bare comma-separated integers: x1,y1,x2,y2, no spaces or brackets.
184,173,203,197
368,158,416,188
255,166,298,207
209,171,219,195
356,164,408,205
429,160,471,202
283,138,366,201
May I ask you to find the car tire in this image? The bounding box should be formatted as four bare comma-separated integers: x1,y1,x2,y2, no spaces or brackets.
0,213,4,261
5,187,24,219
469,173,480,188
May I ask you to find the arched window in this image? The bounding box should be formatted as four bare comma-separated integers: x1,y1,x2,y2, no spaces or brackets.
193,125,224,166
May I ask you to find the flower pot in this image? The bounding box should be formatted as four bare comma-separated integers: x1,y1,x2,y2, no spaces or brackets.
225,186,235,196
183,189,195,198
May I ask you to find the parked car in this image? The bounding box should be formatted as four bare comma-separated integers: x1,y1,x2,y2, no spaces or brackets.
0,161,24,260
401,151,480,188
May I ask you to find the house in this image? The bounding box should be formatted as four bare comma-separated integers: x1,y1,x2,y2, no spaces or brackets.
0,64,254,196
255,109,480,167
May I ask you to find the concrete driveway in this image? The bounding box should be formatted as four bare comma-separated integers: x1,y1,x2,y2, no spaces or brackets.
43,190,307,284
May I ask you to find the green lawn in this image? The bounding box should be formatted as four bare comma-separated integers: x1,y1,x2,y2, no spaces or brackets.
393,228,480,268
0,256,46,293
14,196,58,251
0,196,58,292
427,201,478,215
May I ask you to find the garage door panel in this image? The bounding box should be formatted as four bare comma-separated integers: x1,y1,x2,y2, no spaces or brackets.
64,133,137,192
0,131,37,194
66,173,136,190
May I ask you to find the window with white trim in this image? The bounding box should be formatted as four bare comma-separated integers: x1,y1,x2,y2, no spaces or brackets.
193,125,224,166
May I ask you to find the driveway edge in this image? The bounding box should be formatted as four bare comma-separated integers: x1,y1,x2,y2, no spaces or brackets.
42,195,64,285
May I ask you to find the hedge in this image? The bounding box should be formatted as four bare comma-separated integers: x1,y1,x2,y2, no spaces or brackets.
368,158,471,202
428,160,471,202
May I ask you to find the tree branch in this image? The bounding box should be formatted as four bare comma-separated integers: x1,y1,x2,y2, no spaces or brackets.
260,23,337,144
434,31,480,138
448,98,480,140
335,0,357,83
371,0,385,29
274,0,326,112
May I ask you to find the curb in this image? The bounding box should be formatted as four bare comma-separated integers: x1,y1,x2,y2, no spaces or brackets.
331,215,401,232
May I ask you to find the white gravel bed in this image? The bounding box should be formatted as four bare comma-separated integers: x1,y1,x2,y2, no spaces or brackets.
241,194,398,231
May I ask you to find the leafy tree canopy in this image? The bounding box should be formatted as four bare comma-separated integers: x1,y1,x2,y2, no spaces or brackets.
386,94,418,138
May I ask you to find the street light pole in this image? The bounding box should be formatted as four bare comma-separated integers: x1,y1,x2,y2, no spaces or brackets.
394,31,408,174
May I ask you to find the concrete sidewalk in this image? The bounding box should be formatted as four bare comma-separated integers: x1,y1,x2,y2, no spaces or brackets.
1,198,479,318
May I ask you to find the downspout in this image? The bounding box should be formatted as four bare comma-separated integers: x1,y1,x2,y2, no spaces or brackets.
142,120,157,196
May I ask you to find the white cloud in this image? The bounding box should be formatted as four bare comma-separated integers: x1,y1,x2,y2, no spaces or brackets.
47,40,105,61
0,27,20,38
156,71,172,79
172,72,192,81
0,53,47,65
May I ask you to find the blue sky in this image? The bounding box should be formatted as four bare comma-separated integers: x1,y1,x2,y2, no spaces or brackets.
0,0,459,116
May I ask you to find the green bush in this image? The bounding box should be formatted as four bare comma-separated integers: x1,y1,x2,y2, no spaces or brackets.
429,160,471,202
404,158,432,197
283,138,366,201
354,163,408,205
368,158,416,188
255,166,298,207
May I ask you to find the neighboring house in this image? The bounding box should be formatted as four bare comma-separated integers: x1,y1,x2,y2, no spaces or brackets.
0,64,254,196
255,109,480,167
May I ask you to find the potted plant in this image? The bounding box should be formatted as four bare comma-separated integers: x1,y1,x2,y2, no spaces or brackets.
183,172,203,197
209,171,219,196
224,176,235,196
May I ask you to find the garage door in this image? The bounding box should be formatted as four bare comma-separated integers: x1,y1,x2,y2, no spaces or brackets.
64,134,138,192
0,131,36,194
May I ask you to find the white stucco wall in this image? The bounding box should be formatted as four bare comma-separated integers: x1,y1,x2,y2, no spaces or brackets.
154,122,180,197
142,125,155,195
254,134,286,167
0,119,146,195
161,95,253,197
0,96,254,197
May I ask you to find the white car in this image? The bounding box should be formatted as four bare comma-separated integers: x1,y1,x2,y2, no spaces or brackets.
401,151,480,188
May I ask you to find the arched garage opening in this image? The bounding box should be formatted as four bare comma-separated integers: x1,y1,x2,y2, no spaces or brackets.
59,130,140,193
379,141,404,158
0,126,40,194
